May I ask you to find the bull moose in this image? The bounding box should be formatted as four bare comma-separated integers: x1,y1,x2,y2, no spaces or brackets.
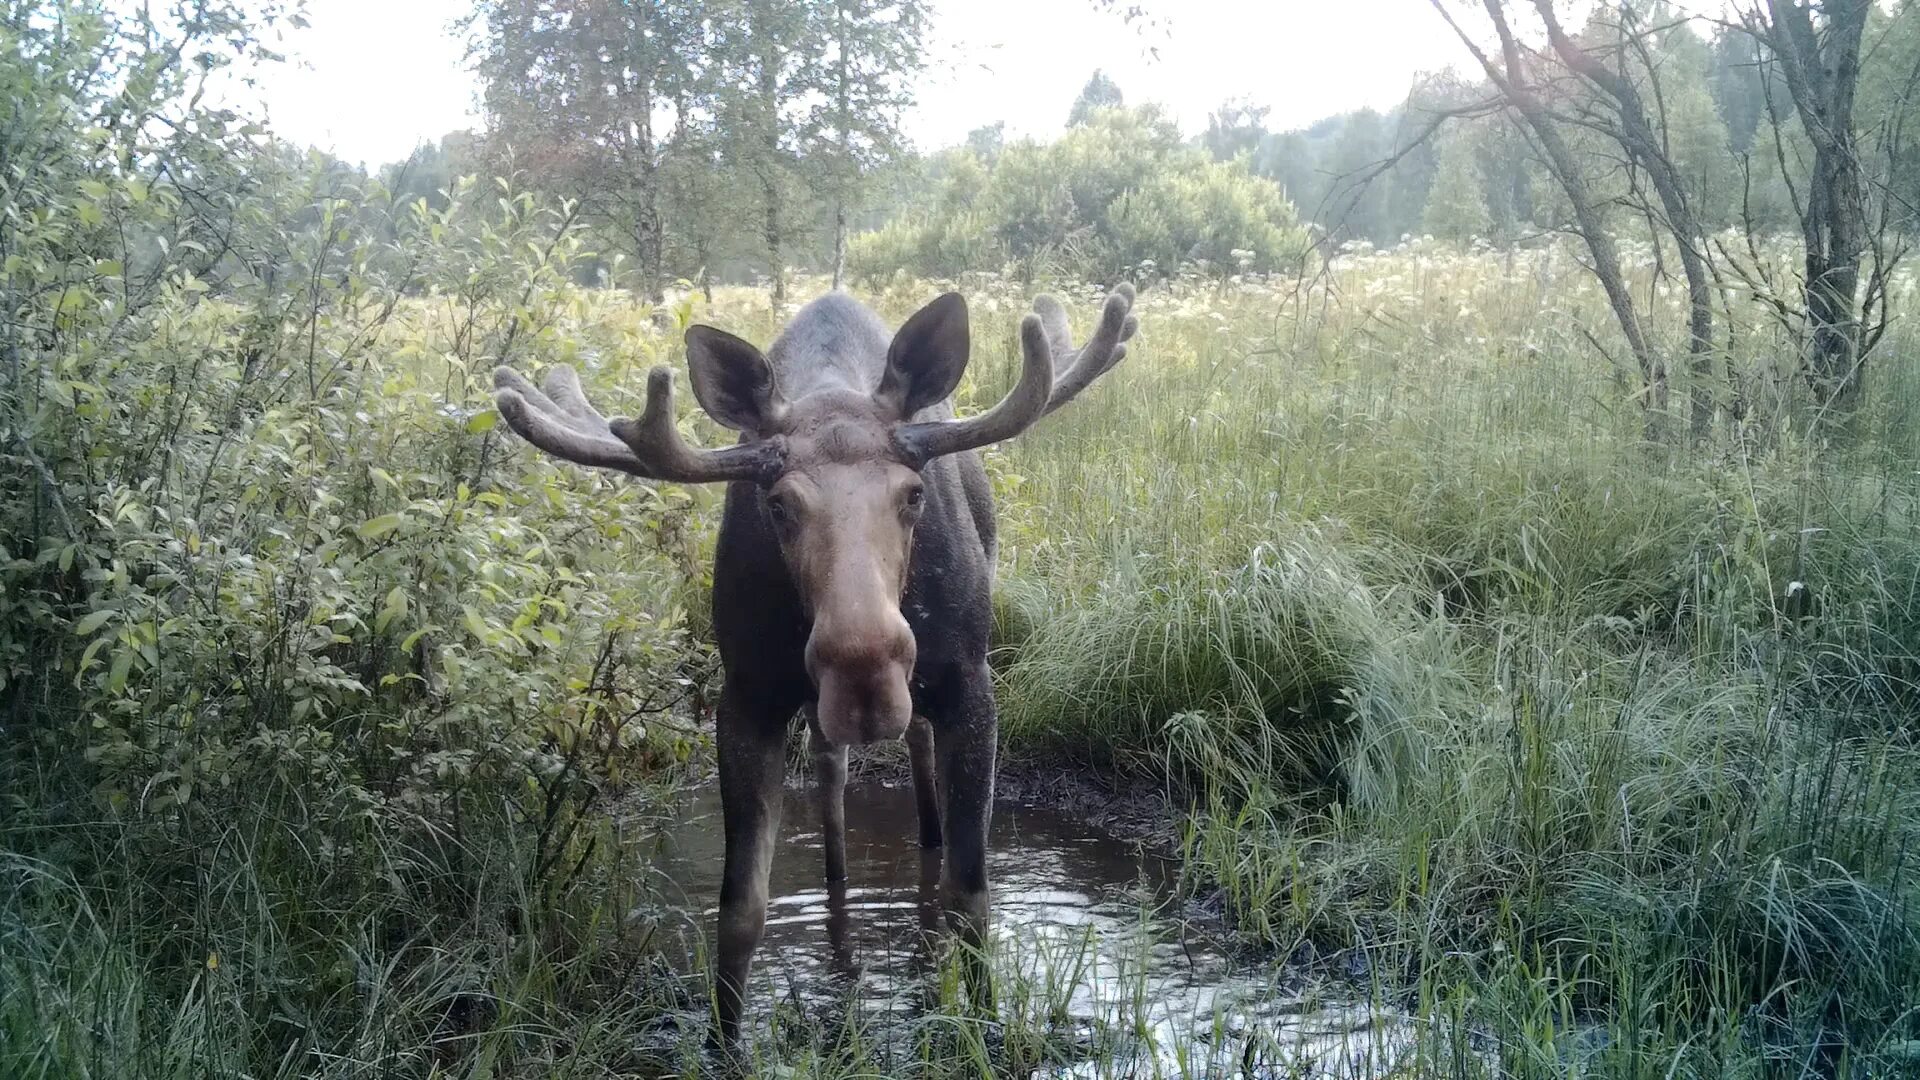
493,284,1137,1041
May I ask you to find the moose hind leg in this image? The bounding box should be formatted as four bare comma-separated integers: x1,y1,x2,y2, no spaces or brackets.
712,685,791,1046
908,715,943,849
807,707,849,883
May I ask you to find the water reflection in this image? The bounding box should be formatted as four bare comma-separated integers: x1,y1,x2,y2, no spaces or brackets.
642,781,1424,1077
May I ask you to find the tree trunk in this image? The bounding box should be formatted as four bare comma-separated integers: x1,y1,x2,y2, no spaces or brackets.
831,198,846,290
1532,2,1716,438
637,162,665,306
1757,0,1870,406
831,0,851,292
1437,0,1666,437
765,174,785,308
635,178,665,306
1683,248,1716,436
753,1,786,309
636,12,665,306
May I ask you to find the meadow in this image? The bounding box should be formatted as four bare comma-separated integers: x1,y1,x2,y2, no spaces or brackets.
6,181,1920,1077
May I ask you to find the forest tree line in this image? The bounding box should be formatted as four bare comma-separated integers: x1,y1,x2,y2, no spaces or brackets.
366,1,1910,309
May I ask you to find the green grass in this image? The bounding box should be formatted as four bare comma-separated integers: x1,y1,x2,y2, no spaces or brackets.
975,245,1920,1075
7,238,1920,1077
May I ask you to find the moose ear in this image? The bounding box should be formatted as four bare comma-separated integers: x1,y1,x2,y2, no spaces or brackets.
685,325,785,433
875,292,970,419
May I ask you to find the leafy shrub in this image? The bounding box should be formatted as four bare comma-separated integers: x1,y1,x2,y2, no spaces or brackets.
848,107,1311,286
0,12,713,1069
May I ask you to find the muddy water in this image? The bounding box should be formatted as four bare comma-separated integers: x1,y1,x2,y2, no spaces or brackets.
641,780,1422,1077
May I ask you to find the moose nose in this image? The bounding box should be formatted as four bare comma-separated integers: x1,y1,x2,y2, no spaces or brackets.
805,613,915,745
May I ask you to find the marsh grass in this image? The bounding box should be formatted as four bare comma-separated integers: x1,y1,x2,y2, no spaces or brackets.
975,243,1920,1074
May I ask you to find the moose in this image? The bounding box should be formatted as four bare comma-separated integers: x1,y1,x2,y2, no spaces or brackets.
493,284,1137,1041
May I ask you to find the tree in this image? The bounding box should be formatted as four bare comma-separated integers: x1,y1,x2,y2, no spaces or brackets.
1203,99,1270,162
1430,0,1667,433
468,0,931,303
1711,23,1769,154
380,132,478,216
1067,69,1125,126
1857,0,1920,238
1476,116,1536,240
659,111,741,301
1423,125,1492,241
1256,130,1318,210
713,0,819,308
1741,0,1879,406
1532,1,1722,436
964,122,1006,163
808,0,933,288
1649,17,1740,230
1322,109,1391,243
1380,108,1443,242
467,0,695,303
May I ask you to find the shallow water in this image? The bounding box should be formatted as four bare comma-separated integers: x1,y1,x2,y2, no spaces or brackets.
640,780,1424,1077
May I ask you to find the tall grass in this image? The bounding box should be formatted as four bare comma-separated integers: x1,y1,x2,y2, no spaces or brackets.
976,243,1920,1074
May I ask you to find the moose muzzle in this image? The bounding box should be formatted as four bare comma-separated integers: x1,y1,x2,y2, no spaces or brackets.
805,609,916,745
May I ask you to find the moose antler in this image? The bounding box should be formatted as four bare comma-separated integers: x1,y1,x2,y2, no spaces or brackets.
892,283,1137,463
1032,283,1138,416
493,364,783,484
893,311,1057,463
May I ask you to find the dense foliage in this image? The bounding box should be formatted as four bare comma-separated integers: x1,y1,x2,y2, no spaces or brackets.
847,106,1310,284
3,5,716,1071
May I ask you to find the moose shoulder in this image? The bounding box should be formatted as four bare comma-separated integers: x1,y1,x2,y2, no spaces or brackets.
493,286,1137,1042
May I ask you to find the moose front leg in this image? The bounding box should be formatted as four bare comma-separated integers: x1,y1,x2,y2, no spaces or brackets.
928,664,998,1010
806,707,849,883
936,714,994,940
908,715,943,849
712,684,792,1047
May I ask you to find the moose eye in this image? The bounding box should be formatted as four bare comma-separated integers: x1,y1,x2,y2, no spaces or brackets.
904,486,925,511
766,493,792,524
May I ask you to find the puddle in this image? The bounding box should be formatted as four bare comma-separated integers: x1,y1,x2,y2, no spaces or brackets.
637,780,1428,1077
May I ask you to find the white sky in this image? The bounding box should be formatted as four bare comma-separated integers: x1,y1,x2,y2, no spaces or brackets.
249,0,1477,170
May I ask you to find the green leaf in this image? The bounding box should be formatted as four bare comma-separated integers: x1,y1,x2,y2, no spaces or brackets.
462,605,491,642
55,288,94,316
108,650,132,694
356,513,406,541
73,608,115,636
375,587,408,634
77,636,110,677
466,410,499,434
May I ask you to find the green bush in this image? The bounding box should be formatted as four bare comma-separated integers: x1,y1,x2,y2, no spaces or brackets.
848,107,1311,286
0,11,714,1071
